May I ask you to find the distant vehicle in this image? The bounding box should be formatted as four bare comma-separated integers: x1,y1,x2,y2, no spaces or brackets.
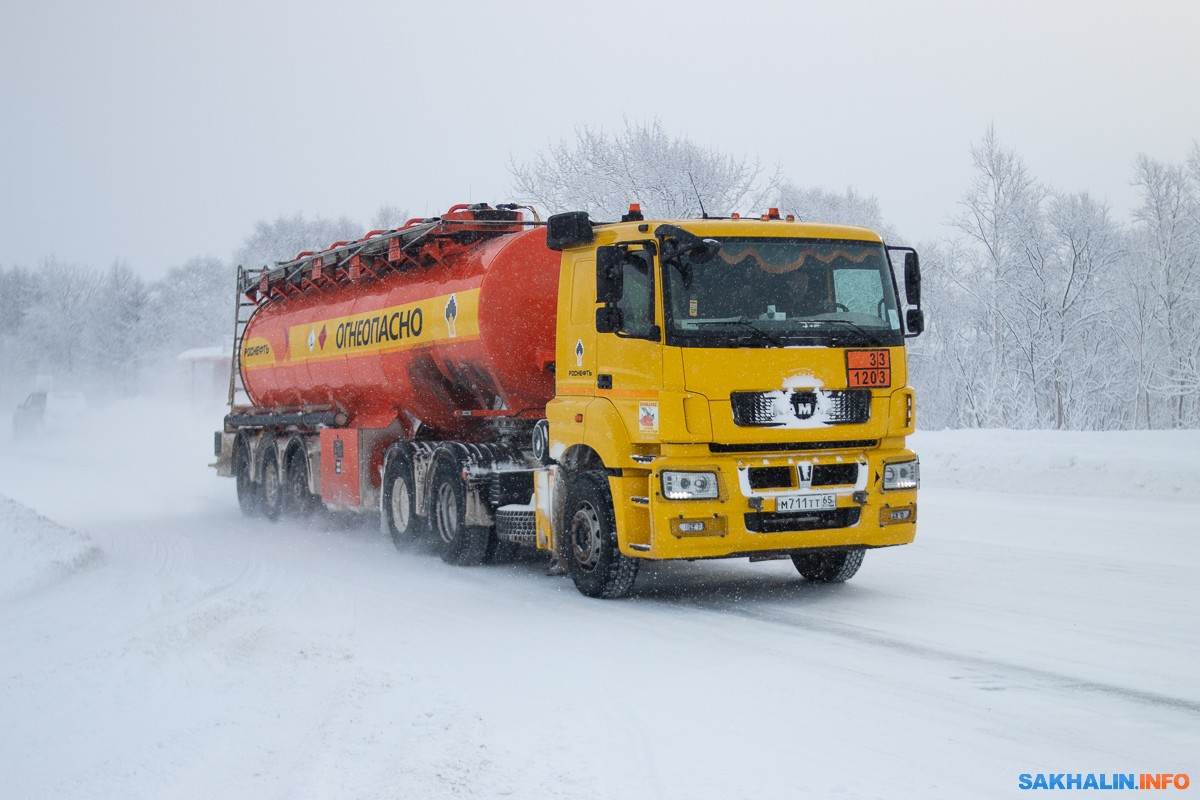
12,391,89,439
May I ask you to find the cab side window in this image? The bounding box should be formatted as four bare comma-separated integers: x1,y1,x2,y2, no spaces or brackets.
617,253,656,339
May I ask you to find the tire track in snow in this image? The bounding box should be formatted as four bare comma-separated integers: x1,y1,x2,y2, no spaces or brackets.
674,597,1200,717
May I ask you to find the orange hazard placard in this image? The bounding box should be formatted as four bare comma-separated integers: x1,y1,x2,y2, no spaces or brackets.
846,349,892,388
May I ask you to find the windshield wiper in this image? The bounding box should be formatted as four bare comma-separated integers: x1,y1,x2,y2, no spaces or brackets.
729,317,785,347
816,318,890,345
684,316,785,346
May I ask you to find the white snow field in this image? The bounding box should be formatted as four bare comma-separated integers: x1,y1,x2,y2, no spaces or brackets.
1,399,1197,799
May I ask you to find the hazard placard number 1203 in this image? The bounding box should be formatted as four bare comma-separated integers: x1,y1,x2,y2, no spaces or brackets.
846,349,892,388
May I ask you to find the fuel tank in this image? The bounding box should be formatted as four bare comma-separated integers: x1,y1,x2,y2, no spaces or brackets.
239,219,560,436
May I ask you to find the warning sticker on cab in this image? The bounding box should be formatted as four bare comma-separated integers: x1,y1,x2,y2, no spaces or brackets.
638,403,659,434
846,349,892,388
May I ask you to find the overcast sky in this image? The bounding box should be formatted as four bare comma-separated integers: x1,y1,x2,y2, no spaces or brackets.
2,0,1198,277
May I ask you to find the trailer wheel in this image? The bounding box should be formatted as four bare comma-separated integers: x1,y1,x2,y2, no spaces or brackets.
431,456,489,566
235,439,261,517
485,537,520,565
259,442,283,521
791,548,864,583
565,471,638,599
285,449,319,517
383,453,425,548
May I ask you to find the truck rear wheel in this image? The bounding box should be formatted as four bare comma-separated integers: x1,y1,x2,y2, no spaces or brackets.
285,449,319,517
431,456,489,566
259,442,283,521
791,548,864,583
565,471,638,599
235,439,261,517
383,453,425,548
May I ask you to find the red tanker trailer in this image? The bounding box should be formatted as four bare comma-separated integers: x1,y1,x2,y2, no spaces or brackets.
216,201,925,598
239,205,558,434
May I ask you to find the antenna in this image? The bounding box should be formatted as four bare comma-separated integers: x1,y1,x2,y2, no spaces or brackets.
687,172,708,219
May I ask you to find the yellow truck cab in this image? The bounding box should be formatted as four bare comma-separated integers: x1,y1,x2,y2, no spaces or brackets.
539,208,924,598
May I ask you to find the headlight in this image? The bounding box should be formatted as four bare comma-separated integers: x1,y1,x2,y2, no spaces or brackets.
882,459,920,490
661,470,719,500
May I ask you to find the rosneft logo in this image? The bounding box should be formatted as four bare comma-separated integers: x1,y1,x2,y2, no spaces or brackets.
445,294,458,338
240,337,275,368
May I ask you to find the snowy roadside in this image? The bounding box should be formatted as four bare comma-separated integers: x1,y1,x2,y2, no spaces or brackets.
913,428,1200,499
0,493,103,599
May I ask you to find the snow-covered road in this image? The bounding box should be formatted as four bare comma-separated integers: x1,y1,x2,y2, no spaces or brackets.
1,401,1197,799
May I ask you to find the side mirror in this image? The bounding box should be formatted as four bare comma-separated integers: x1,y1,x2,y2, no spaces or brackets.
596,306,624,333
546,211,593,251
656,224,720,264
906,308,925,336
904,251,921,306
596,246,624,304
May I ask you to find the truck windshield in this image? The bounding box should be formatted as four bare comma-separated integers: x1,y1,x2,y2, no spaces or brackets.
662,237,903,348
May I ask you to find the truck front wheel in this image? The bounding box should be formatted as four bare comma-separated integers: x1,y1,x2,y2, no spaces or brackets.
431,456,489,566
791,548,864,583
565,471,638,599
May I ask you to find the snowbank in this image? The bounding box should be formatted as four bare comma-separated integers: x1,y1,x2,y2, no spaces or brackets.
0,493,102,597
913,428,1200,499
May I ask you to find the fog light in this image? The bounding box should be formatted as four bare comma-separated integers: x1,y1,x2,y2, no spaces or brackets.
670,516,728,538
880,504,917,526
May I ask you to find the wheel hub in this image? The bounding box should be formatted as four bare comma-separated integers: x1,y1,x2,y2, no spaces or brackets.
569,504,603,571
435,483,457,544
390,477,411,532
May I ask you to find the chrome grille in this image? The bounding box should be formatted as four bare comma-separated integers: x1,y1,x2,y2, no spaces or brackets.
730,389,871,426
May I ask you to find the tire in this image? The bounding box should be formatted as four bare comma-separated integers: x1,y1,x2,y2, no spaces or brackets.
383,452,425,548
430,455,489,566
791,548,864,583
259,442,283,521
564,471,638,599
485,537,520,565
284,448,319,517
235,439,261,517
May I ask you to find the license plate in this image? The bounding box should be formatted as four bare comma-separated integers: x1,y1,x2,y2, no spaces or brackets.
774,493,836,512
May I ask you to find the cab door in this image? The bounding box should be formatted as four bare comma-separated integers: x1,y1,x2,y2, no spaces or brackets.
595,243,663,441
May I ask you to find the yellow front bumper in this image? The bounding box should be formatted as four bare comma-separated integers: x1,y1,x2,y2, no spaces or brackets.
610,445,918,560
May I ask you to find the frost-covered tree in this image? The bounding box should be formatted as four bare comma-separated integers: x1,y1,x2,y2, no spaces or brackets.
1040,193,1122,428
88,261,150,398
919,128,1149,430
948,126,1047,427
234,213,365,268
369,204,410,232
510,120,778,219
1131,154,1200,426
20,258,101,383
772,182,897,241
145,256,235,359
